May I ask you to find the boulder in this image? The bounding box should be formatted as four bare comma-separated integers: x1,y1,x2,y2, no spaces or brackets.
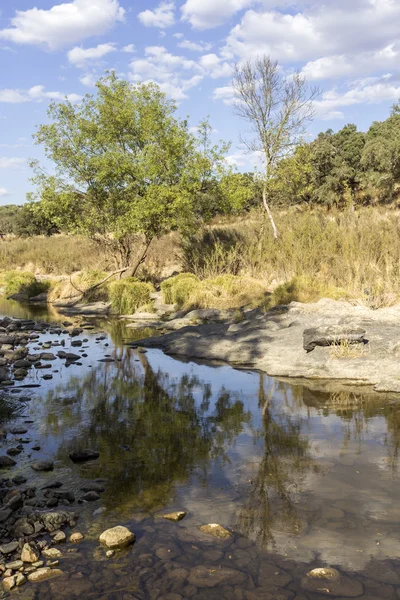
303,326,366,352
99,526,135,549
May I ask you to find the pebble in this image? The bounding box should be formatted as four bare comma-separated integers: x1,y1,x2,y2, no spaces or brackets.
27,567,64,582
69,532,84,543
199,524,231,539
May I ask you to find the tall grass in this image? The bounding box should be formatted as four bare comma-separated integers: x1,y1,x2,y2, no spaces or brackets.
108,279,155,314
182,207,400,308
0,271,51,299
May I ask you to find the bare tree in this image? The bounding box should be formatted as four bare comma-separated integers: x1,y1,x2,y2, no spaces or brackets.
232,56,319,238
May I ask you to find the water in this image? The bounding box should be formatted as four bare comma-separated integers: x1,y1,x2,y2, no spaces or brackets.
1,300,400,598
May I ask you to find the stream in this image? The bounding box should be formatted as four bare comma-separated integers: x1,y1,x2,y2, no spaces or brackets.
1,299,400,599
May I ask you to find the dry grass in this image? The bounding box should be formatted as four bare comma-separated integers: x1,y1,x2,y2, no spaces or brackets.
161,273,267,310
329,339,370,359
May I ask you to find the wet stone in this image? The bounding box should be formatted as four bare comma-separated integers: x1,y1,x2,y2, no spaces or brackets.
0,456,16,468
69,449,99,462
27,567,64,582
82,491,100,501
301,569,364,597
163,511,187,522
0,541,19,554
199,524,231,539
31,460,54,471
99,526,135,549
21,543,40,563
188,565,246,588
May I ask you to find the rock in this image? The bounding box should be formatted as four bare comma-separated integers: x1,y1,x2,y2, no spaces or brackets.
0,509,12,523
53,532,66,543
69,450,99,462
0,541,19,554
2,575,16,591
301,567,364,597
40,511,76,532
80,482,105,493
163,511,187,522
21,543,40,563
65,353,80,361
188,566,246,588
27,567,64,582
303,326,366,352
13,360,30,369
5,560,23,570
40,353,56,360
69,532,84,543
199,524,231,539
31,460,54,471
0,456,16,468
12,475,27,485
10,427,28,435
42,548,62,559
82,491,100,501
99,526,135,549
106,550,114,558
6,447,22,456
15,573,26,587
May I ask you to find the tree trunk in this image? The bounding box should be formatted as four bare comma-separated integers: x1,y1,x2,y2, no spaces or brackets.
262,186,279,240
121,237,152,279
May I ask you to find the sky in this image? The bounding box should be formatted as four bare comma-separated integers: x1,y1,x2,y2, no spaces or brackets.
1,0,400,205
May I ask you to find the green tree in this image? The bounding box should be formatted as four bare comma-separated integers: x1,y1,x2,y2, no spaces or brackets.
219,172,262,213
361,103,400,202
30,73,227,275
269,144,314,206
14,202,59,237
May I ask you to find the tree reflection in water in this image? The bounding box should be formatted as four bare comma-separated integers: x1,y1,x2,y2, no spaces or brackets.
236,375,319,548
42,348,251,511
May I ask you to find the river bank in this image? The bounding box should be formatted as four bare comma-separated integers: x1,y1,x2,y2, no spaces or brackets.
132,297,400,394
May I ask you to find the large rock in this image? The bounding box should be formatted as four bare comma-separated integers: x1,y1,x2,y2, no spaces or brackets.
31,460,54,471
131,299,400,392
38,511,76,532
0,456,16,468
99,526,135,549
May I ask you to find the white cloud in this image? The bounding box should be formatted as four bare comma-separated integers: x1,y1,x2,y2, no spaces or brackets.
122,44,135,53
212,85,235,105
0,89,28,104
0,86,82,104
138,2,175,29
0,157,26,169
199,53,233,78
0,0,125,50
177,39,212,52
79,73,97,87
0,188,9,198
181,0,254,29
173,32,184,39
302,45,400,81
67,42,117,68
226,147,263,169
314,76,400,119
130,45,203,101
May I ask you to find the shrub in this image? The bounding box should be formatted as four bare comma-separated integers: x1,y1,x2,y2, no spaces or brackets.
161,273,199,306
0,271,51,299
161,273,266,310
109,278,155,314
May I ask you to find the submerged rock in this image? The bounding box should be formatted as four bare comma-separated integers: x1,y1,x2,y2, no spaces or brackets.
162,511,187,522
0,456,16,468
301,567,364,597
31,460,54,471
188,565,246,588
42,548,62,559
99,526,135,549
69,450,99,462
199,524,231,539
27,567,64,582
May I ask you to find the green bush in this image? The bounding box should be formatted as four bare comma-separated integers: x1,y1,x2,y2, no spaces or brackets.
109,278,155,314
1,271,51,299
161,273,199,306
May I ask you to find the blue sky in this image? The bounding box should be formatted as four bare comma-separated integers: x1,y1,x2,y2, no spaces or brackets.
1,0,400,205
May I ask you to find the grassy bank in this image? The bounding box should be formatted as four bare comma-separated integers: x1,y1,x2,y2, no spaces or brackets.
1,207,400,311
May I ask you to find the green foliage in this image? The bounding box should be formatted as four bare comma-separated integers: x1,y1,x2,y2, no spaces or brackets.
268,145,314,205
161,272,265,310
0,205,22,236
30,73,229,268
1,271,51,298
219,172,261,213
160,273,199,306
109,278,155,314
14,202,59,237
